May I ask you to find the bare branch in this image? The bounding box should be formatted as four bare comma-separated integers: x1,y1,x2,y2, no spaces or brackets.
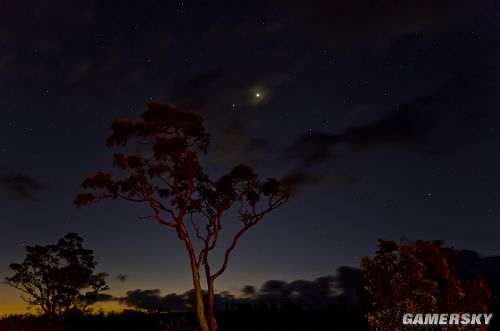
190,217,204,241
116,193,147,203
138,215,177,228
211,193,289,280
211,221,256,280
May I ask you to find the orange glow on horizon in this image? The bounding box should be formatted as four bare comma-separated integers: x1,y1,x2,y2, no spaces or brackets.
0,300,127,317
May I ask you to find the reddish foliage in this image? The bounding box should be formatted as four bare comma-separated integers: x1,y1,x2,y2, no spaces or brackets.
362,239,491,331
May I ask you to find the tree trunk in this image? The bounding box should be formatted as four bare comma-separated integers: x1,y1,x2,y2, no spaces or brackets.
207,278,219,331
191,263,210,331
182,236,210,331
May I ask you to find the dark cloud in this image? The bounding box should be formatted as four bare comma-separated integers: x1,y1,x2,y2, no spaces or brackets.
282,71,497,189
287,276,337,308
106,288,235,312
237,273,362,309
119,289,189,312
116,274,127,282
280,171,330,188
170,69,225,102
280,163,360,190
240,285,256,297
285,96,437,166
260,280,287,294
0,167,49,201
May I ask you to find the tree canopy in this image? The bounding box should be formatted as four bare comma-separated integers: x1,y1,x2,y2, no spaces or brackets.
75,102,290,331
5,233,108,321
362,239,490,331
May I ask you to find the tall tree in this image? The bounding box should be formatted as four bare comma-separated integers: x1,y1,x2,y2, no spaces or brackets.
361,239,490,331
5,233,108,323
74,102,289,331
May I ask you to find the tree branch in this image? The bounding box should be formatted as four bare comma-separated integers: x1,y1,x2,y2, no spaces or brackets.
139,215,177,228
210,221,256,280
210,193,288,280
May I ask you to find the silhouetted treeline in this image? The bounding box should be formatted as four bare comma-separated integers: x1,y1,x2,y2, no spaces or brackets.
98,267,365,314
0,306,370,331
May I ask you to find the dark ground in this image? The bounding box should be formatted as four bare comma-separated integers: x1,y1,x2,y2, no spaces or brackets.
0,308,369,331
2,305,500,330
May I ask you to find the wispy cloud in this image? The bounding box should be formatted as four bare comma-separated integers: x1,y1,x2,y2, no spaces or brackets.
0,167,49,201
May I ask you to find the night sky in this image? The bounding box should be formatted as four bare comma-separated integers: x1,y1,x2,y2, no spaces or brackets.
1,0,500,314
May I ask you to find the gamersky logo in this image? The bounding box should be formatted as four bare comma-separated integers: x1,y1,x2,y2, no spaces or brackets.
403,313,493,326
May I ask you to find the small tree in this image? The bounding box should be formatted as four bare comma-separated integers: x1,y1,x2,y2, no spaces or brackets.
74,102,289,331
361,239,490,331
5,233,108,322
